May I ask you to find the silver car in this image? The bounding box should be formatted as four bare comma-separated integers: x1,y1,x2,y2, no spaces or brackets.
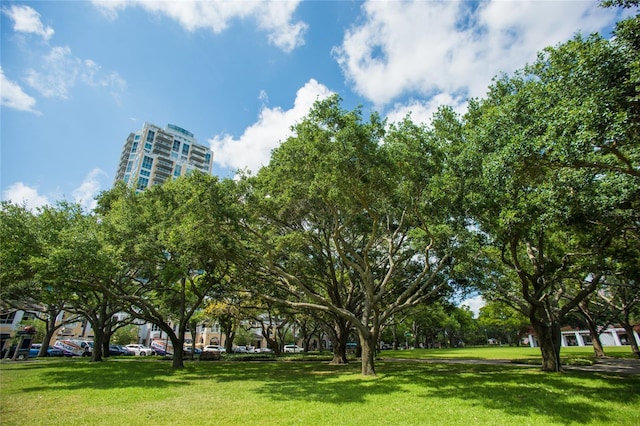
125,344,153,356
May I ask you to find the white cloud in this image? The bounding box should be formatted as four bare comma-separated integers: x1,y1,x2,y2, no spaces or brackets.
3,169,107,213
385,93,467,127
92,0,307,52
209,79,333,175
0,67,39,113
2,4,54,40
460,294,485,318
2,183,50,211
334,1,619,108
25,46,76,99
25,46,126,100
72,168,107,212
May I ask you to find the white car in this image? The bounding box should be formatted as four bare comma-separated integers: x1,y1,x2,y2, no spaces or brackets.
203,345,226,353
125,344,153,356
283,345,303,353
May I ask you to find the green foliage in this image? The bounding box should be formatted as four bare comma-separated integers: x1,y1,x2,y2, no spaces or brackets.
234,327,254,346
248,94,468,374
96,172,243,367
456,26,640,370
111,325,140,345
478,301,530,345
600,0,639,8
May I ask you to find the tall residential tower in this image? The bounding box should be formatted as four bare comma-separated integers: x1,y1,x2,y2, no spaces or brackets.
114,123,213,191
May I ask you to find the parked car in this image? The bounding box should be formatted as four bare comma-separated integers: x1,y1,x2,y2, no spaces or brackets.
183,346,202,357
30,343,72,357
29,344,42,358
283,345,303,353
150,340,172,356
203,345,226,353
125,344,153,356
200,348,221,361
47,347,70,357
255,347,273,353
109,345,134,356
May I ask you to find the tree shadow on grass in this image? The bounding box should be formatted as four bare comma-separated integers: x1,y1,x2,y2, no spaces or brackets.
385,362,640,424
246,361,640,425
7,358,639,424
11,358,190,392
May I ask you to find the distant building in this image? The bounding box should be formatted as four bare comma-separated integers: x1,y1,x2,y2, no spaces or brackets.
114,123,213,191
524,325,640,348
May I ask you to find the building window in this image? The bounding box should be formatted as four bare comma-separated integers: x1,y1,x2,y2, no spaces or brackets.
134,135,141,141
174,164,182,177
0,312,16,324
173,140,180,152
146,130,155,142
137,177,149,190
144,142,153,151
22,312,36,321
142,156,153,170
131,141,138,152
205,152,211,163
126,161,133,172
182,144,190,155
140,170,150,177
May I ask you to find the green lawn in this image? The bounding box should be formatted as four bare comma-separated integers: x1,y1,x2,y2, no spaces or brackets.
1,348,638,426
381,345,638,363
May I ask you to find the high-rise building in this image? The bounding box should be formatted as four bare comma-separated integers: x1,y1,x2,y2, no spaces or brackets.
114,122,214,191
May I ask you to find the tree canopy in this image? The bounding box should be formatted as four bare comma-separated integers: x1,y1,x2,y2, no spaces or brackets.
2,11,639,373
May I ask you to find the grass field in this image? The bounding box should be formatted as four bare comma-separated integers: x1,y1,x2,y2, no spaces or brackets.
381,345,639,363
1,347,638,426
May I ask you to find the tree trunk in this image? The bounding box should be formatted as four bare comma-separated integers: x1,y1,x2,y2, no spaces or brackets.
578,300,605,358
359,332,376,376
91,326,104,362
531,318,562,372
171,339,185,368
38,323,60,358
622,323,640,359
102,331,112,359
331,350,348,364
392,324,399,350
330,332,348,364
328,318,349,364
585,320,606,358
222,322,235,354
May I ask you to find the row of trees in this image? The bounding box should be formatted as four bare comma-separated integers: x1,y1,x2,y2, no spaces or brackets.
1,8,638,375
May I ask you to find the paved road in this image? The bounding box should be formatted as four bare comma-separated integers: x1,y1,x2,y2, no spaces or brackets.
382,357,640,375
564,357,640,375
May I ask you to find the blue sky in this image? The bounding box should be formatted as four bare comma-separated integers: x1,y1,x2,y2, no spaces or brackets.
1,1,628,315
1,0,626,213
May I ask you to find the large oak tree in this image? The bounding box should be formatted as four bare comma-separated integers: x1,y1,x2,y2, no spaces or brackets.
458,24,639,371
246,95,465,375
97,173,240,368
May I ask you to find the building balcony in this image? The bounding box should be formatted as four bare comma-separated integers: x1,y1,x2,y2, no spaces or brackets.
154,168,172,178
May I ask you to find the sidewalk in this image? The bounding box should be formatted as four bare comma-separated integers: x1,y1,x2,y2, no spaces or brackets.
382,357,640,375
565,357,640,375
